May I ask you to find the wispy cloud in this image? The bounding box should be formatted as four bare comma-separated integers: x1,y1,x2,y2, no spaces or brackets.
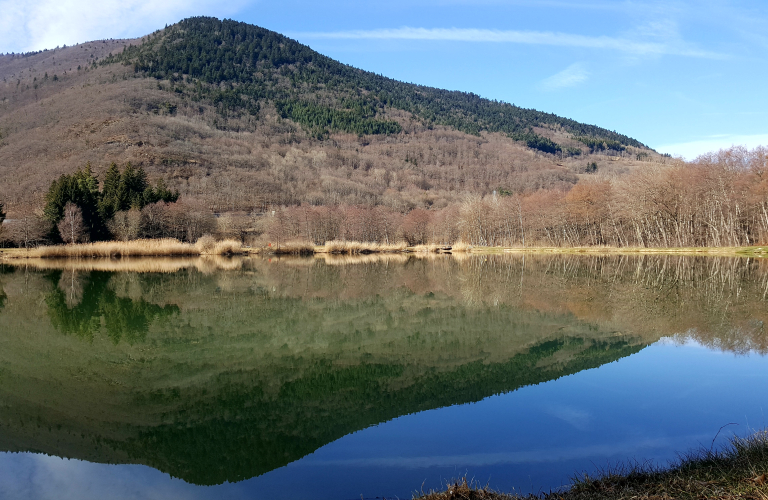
294,27,725,58
656,133,768,160
0,0,245,53
542,63,589,89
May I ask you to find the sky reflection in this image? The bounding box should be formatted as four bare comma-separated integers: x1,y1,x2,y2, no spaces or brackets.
2,340,767,500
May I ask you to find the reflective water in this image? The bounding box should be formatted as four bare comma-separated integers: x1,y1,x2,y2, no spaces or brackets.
0,254,767,499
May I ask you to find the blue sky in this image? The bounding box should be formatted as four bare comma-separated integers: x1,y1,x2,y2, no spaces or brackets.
2,0,767,159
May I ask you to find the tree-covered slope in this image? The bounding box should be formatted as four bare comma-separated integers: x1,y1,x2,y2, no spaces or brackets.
105,17,645,151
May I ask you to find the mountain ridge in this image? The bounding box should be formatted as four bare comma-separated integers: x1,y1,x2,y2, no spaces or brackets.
0,16,665,219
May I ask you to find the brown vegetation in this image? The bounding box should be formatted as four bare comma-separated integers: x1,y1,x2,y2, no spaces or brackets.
1,38,764,251
25,237,244,258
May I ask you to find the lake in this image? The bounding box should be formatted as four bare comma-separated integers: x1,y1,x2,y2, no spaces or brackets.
0,253,767,500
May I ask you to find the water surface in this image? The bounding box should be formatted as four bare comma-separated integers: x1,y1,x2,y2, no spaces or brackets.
0,254,767,499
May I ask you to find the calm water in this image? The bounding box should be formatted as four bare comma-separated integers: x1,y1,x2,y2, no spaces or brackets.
0,254,767,500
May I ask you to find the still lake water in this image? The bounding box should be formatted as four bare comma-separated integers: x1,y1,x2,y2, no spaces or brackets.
0,253,767,499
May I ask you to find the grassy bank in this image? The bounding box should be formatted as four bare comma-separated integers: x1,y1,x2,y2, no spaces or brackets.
417,431,768,499
501,245,768,257
0,238,245,259
3,241,768,261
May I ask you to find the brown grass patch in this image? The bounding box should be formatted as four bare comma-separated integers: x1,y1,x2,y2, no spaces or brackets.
30,239,199,258
317,240,407,254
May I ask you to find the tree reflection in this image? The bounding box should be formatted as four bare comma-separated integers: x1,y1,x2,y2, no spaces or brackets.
45,270,179,343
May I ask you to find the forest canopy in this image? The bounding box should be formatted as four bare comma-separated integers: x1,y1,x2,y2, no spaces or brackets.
104,17,646,152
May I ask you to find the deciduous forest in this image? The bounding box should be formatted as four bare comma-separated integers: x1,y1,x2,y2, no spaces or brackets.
0,17,765,249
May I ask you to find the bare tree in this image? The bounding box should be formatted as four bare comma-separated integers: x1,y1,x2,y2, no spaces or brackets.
9,211,48,249
57,202,86,244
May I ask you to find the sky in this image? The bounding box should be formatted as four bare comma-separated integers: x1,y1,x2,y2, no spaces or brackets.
1,0,767,159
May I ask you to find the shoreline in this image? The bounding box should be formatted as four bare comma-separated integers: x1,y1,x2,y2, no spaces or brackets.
3,242,768,261
417,430,768,499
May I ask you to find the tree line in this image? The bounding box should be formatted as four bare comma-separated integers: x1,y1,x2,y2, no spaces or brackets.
2,146,766,249
264,146,768,248
35,163,179,244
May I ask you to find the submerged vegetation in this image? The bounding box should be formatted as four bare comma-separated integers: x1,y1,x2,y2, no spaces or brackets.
417,431,768,499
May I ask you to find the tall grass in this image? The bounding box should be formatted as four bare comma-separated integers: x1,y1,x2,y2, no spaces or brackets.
317,240,407,254
29,238,245,259
31,239,199,258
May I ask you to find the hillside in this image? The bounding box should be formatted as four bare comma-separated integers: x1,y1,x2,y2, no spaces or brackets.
0,17,664,218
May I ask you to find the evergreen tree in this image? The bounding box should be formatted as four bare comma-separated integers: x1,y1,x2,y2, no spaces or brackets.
44,165,103,240
99,162,121,220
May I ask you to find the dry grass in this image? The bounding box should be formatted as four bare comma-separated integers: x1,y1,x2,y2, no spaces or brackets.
416,431,768,500
317,240,408,254
500,245,768,257
416,477,516,500
450,241,473,253
211,239,243,255
30,239,199,258
23,238,245,260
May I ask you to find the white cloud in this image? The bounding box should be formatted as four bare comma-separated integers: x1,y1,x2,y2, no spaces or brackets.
0,0,245,53
542,63,589,89
656,133,768,160
293,27,725,58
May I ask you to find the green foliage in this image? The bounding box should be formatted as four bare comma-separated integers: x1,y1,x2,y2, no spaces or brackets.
45,163,179,241
510,130,562,155
103,17,647,149
586,161,598,173
275,99,401,137
574,136,627,154
43,164,104,240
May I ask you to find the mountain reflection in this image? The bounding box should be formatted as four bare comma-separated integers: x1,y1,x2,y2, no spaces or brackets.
0,254,765,485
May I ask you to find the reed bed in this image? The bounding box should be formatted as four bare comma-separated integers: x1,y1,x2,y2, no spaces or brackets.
211,239,243,255
317,240,408,254
30,239,199,258
450,241,473,253
28,238,245,260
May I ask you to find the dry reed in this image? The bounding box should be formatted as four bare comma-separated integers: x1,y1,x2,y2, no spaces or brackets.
28,238,245,260
30,239,199,258
450,241,473,252
211,239,243,255
318,240,407,254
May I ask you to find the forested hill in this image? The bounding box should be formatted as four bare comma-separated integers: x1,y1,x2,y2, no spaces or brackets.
105,16,645,152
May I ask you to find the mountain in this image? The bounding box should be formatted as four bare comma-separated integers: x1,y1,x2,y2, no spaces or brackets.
0,17,663,215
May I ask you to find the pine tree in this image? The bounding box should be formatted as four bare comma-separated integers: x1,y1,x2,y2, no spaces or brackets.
99,162,121,220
